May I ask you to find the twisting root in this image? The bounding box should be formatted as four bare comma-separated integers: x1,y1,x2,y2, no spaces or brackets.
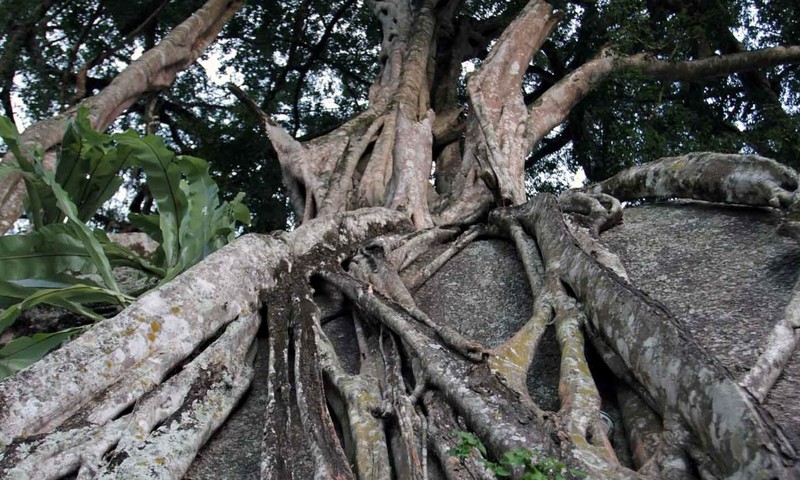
559,190,629,280
559,190,623,234
550,286,639,478
321,270,553,458
380,331,426,479
487,213,550,394
405,224,486,291
741,275,800,403
388,227,460,271
349,242,487,360
314,310,391,479
1,312,259,480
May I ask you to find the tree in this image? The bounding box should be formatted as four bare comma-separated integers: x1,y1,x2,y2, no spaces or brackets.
0,0,799,478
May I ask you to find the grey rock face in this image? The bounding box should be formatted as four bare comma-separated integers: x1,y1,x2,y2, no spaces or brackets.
603,201,800,451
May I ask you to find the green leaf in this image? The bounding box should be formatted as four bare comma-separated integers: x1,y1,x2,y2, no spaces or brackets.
0,283,129,333
503,448,533,468
0,275,101,307
115,131,186,269
57,108,132,222
128,213,163,243
491,464,512,477
0,116,47,228
172,155,220,278
35,168,120,292
0,327,85,380
0,225,99,280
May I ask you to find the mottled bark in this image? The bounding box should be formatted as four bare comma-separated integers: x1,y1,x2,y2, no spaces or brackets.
3,0,800,478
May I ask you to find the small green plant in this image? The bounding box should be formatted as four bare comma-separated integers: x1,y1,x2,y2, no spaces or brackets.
449,431,584,480
0,108,250,379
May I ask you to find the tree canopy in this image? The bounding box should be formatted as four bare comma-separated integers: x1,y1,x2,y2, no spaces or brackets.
2,0,798,229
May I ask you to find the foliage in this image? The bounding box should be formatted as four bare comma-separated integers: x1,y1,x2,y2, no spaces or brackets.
3,0,797,208
449,431,585,479
0,108,249,379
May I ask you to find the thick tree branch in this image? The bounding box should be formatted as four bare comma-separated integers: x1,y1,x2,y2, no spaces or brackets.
0,0,244,234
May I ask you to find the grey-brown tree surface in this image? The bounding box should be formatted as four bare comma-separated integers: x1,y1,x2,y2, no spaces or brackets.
1,0,800,479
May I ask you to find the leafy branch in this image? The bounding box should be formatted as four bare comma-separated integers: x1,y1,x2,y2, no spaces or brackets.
449,431,585,480
0,107,250,379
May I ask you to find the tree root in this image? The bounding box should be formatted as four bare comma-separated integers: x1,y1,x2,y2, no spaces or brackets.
315,314,391,479
583,152,798,209
0,312,259,479
518,193,798,478
321,270,553,458
405,224,485,291
741,275,800,403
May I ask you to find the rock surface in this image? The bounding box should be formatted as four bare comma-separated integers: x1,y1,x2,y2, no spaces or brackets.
603,201,800,451
187,200,800,477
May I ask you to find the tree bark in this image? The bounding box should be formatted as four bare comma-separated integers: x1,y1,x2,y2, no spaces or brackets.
2,0,800,478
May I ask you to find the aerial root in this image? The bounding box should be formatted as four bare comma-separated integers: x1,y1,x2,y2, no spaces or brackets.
405,224,486,291
0,312,259,480
349,242,487,360
740,275,800,403
422,391,495,480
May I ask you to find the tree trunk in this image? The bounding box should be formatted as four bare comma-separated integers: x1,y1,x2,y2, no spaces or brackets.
1,0,800,478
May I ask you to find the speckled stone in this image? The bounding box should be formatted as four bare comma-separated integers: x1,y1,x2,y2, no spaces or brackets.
602,201,800,451
186,202,800,475
412,239,563,415
414,239,532,348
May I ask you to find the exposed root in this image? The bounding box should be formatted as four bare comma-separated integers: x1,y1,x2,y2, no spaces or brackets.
349,243,487,360
93,314,258,478
321,270,552,458
389,227,460,271
422,391,495,480
489,280,552,395
741,275,800,403
517,194,798,477
559,191,623,234
616,384,662,470
406,224,486,291
584,152,799,209
559,190,629,280
381,331,425,479
551,287,634,478
315,313,391,479
0,234,285,447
